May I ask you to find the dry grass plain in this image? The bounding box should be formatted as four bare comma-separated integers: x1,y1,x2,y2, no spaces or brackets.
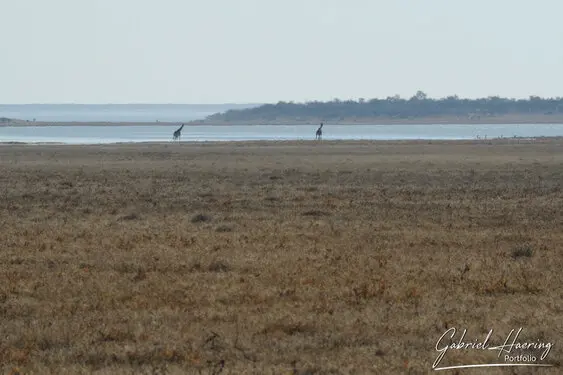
0,139,562,374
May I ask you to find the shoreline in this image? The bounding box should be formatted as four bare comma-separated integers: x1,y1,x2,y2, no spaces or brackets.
1,136,561,147
3,114,563,127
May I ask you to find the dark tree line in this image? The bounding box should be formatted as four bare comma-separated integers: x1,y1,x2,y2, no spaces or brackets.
204,91,563,122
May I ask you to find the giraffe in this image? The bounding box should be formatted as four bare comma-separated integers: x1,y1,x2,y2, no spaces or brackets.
315,122,323,140
172,123,184,142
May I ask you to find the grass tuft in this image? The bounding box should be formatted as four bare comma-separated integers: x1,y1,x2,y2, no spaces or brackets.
120,213,140,221
208,261,230,273
191,213,212,223
215,225,233,232
512,244,534,259
301,210,330,217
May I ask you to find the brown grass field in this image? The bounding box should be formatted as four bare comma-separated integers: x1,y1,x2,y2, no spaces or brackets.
0,139,562,374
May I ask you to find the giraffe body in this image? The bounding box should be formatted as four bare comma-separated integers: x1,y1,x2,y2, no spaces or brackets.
316,123,324,140
173,124,184,141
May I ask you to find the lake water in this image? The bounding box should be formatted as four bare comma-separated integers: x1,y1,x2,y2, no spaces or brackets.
0,104,259,122
1,124,562,144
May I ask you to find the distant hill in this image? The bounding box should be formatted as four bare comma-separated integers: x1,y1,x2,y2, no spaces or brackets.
191,92,563,124
0,117,28,125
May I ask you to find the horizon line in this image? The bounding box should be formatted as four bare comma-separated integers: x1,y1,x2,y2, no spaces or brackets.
2,94,563,106
0,103,265,106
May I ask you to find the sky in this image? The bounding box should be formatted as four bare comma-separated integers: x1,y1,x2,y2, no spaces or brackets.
1,0,562,104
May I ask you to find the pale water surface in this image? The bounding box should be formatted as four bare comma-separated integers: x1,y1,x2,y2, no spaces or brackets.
1,124,563,144
0,104,259,122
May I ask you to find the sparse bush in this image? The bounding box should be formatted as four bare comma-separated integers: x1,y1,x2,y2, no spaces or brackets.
191,213,211,223
120,213,140,221
215,225,233,232
512,244,534,259
302,210,330,217
208,261,230,272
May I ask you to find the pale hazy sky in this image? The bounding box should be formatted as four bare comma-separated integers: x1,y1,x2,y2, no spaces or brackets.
2,0,562,104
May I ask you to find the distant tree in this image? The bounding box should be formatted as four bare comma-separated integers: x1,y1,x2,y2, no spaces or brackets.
387,94,402,102
411,90,428,101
